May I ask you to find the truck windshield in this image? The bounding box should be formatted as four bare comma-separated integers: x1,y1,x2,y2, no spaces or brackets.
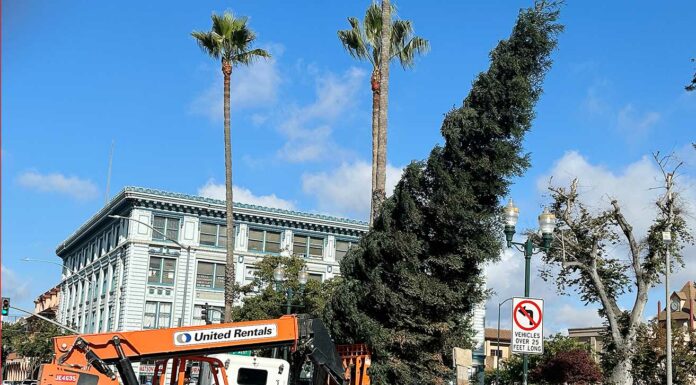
237,368,268,385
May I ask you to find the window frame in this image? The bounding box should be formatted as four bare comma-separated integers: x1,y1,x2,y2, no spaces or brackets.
195,261,225,290
199,222,234,248
293,234,325,259
143,301,172,329
152,215,181,242
335,239,354,262
148,256,177,286
247,228,282,254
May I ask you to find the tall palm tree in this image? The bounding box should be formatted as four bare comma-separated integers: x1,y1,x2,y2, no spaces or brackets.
192,12,270,322
338,2,429,225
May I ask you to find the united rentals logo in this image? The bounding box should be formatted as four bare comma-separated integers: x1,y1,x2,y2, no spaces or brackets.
173,324,277,346
55,375,78,382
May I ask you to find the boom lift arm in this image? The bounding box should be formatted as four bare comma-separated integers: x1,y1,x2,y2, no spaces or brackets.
39,315,346,385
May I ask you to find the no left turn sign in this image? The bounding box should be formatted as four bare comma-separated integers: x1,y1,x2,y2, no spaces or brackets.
511,297,544,355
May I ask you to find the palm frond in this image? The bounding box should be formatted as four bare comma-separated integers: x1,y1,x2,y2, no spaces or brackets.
191,30,222,59
395,36,429,69
338,17,370,63
233,48,271,66
363,2,382,48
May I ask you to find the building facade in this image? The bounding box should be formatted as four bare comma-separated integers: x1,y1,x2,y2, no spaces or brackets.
658,281,696,333
567,326,605,362
483,328,511,370
55,187,368,334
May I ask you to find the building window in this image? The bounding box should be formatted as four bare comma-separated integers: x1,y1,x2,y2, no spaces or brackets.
309,273,323,282
153,215,180,242
490,349,503,358
196,262,225,290
91,279,98,301
101,269,108,295
110,264,118,292
143,301,172,329
90,311,96,333
335,240,354,262
98,308,104,332
114,225,120,246
107,307,114,331
248,229,281,253
193,304,224,325
293,235,324,259
199,222,231,248
148,256,176,285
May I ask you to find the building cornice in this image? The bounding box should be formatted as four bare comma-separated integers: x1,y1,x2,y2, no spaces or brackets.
56,186,368,256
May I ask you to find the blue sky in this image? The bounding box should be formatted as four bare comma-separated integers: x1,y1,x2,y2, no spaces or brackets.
3,0,695,332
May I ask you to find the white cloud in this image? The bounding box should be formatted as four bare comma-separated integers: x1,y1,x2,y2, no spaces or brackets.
617,104,660,138
301,160,403,219
17,171,98,200
197,179,294,210
190,46,282,121
536,151,669,234
277,67,366,162
1,265,31,301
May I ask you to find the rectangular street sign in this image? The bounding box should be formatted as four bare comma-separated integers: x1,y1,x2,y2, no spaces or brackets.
511,297,544,355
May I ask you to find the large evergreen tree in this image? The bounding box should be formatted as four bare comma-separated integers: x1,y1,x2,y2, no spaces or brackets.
326,2,562,385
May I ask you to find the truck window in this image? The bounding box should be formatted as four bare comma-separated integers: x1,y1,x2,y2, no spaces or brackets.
237,368,268,385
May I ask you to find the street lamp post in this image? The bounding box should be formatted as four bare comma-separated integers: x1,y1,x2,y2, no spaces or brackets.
22,257,92,282
496,297,514,385
502,199,555,385
273,263,308,361
108,214,193,327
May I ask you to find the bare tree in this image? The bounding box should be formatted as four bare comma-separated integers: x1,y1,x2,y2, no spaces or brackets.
540,153,693,385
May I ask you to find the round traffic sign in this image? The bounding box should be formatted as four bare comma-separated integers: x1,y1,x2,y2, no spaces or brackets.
513,300,542,331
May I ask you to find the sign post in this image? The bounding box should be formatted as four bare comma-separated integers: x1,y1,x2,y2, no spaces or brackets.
511,297,544,355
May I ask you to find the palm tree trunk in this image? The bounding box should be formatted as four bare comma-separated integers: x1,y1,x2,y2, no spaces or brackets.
222,60,236,323
369,69,380,226
375,0,391,220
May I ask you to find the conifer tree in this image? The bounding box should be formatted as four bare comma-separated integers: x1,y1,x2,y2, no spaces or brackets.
326,2,562,385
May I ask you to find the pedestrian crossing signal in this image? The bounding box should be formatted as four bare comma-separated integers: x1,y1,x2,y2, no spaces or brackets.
1,297,9,316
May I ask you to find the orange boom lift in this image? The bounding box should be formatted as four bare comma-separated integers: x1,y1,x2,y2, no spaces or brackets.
37,315,365,385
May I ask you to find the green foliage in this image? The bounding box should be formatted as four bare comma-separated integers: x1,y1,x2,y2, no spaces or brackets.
2,318,67,364
337,3,429,69
629,321,696,385
192,11,270,65
233,255,339,321
487,335,598,385
327,2,562,385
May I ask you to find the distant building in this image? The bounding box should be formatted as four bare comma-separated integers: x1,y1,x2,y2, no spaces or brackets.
567,326,605,362
483,328,511,370
657,281,696,333
33,285,60,320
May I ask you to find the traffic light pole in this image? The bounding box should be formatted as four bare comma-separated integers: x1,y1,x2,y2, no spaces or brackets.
8,305,79,334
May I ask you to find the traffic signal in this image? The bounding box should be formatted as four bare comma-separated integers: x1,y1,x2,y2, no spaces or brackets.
1,297,10,316
202,303,211,325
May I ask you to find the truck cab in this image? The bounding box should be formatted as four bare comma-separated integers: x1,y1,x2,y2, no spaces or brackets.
206,355,290,385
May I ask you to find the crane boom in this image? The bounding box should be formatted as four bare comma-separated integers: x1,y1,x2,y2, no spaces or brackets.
39,315,349,385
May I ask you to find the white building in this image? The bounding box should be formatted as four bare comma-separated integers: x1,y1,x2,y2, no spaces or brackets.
54,186,486,382
55,186,367,332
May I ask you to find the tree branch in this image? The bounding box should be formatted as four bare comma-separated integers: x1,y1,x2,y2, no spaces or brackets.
610,200,643,281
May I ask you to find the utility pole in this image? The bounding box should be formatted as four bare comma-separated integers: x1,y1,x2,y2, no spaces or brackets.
664,172,674,385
